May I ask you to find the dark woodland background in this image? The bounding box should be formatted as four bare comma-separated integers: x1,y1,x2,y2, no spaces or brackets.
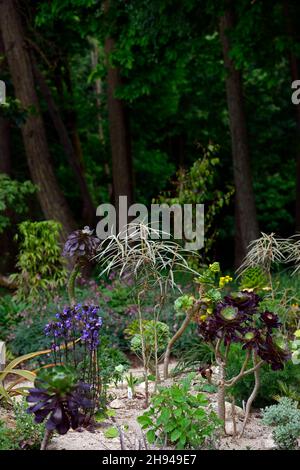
1,0,300,273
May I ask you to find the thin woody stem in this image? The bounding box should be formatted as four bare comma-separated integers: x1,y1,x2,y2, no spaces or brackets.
225,355,263,387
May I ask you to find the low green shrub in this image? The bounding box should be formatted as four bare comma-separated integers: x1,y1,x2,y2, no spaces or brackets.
262,397,300,450
0,399,44,450
137,373,221,449
0,294,28,339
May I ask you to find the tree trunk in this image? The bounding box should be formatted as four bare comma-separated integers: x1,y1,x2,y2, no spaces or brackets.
90,38,105,143
0,37,10,175
219,1,259,267
31,57,95,227
105,36,134,214
0,0,75,239
282,0,300,231
0,117,10,174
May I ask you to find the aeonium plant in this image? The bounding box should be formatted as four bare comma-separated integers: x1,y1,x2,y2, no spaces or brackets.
27,365,93,450
197,289,290,435
62,226,100,305
164,262,232,379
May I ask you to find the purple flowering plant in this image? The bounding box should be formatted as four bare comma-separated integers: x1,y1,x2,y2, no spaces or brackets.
44,304,103,407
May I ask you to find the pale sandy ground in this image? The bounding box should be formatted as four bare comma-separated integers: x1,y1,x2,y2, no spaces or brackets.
3,361,278,451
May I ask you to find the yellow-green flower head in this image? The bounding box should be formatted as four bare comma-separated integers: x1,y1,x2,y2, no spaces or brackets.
219,275,233,288
209,262,220,273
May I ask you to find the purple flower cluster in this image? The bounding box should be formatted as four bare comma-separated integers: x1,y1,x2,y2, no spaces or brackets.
198,291,290,370
44,304,102,351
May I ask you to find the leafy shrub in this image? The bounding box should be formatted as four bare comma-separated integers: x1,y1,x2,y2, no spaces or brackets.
137,373,220,449
125,319,170,372
97,336,130,404
262,397,300,449
0,294,28,339
9,312,53,358
0,399,44,450
0,174,36,233
12,399,45,449
239,266,268,291
0,420,14,450
11,220,67,302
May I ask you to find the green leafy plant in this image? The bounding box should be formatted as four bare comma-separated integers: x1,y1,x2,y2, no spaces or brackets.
0,349,50,404
239,266,269,291
0,174,36,234
291,329,300,365
262,397,300,449
12,398,45,450
125,372,139,397
137,373,220,449
11,220,67,302
157,146,234,259
125,319,170,375
97,336,130,404
0,294,28,339
0,420,14,450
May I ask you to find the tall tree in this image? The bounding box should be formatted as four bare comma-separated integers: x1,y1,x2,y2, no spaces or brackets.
0,0,75,238
0,37,10,174
219,0,259,266
105,35,134,212
282,0,300,231
31,57,95,226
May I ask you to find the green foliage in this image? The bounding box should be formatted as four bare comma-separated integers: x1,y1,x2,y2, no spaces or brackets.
97,336,130,403
239,267,269,291
8,310,53,358
0,349,51,405
35,365,77,395
104,426,119,439
0,420,14,450
11,399,45,450
0,294,28,339
174,294,194,313
137,373,220,449
0,174,36,233
124,319,170,365
158,147,234,258
262,397,300,450
227,343,300,408
11,220,67,302
291,329,300,365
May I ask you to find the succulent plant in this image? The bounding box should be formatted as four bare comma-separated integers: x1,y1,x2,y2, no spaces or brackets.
198,290,289,370
26,366,93,435
63,226,99,263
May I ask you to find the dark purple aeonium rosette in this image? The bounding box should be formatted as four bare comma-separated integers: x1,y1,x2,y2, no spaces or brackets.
63,226,99,263
27,366,93,435
260,311,281,330
198,292,259,346
257,335,291,370
224,291,260,313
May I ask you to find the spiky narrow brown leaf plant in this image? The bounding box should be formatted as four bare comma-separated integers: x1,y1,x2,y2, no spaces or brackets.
95,222,199,405
237,233,290,296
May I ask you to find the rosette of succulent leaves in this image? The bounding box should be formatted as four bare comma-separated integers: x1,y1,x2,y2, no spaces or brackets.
62,226,100,304
194,264,291,435
236,232,300,291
